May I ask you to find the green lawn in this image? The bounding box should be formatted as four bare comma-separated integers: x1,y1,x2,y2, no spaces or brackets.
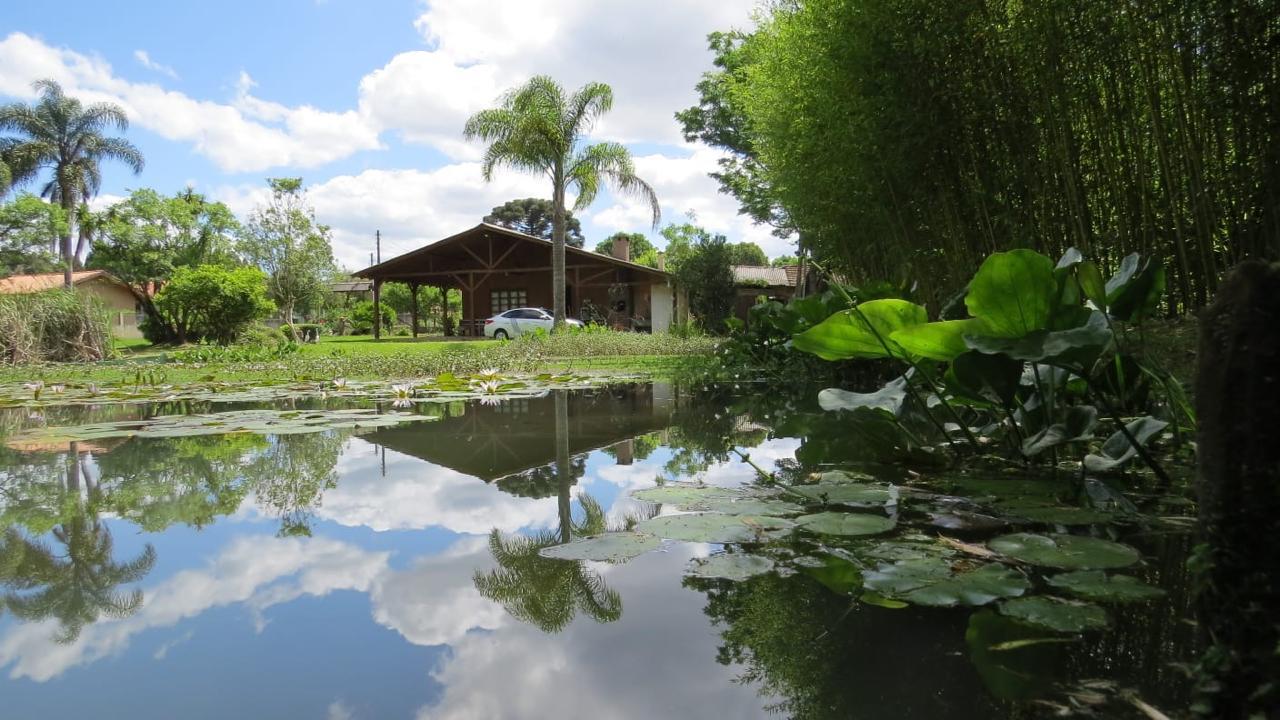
294,335,499,357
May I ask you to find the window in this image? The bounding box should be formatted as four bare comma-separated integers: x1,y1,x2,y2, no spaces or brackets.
491,289,527,314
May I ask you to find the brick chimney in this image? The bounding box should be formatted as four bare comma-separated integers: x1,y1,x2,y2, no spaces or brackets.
656,251,666,272
611,236,630,262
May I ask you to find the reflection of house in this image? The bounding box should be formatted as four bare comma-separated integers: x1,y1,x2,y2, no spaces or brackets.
730,265,806,323
364,385,673,485
0,271,145,338
354,223,675,337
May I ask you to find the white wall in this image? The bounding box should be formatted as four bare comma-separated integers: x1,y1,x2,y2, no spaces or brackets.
650,282,673,333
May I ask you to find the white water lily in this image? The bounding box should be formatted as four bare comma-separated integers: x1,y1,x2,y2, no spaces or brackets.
392,398,412,409
477,395,503,407
332,378,348,389
474,368,502,380
474,379,502,395
391,383,415,398
48,384,65,394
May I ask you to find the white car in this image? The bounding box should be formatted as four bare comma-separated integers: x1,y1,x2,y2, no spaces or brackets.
483,308,583,338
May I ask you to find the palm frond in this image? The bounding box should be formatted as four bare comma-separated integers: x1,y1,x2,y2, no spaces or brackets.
568,142,661,227
564,82,613,138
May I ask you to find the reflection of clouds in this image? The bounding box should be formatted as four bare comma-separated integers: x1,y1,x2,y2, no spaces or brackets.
0,536,390,681
151,630,193,660
369,536,507,647
416,545,769,720
255,439,562,535
701,437,800,487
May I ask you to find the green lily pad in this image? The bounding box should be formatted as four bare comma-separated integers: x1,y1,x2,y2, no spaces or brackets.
1045,571,1165,602
685,554,776,581
796,512,896,537
862,539,956,562
864,558,1030,607
988,533,1140,570
999,596,1109,632
790,483,898,508
819,469,879,483
636,513,794,544
538,533,661,563
692,497,805,517
631,485,739,505
797,555,863,595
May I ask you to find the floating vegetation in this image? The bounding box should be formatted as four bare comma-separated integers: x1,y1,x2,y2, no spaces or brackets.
864,558,1030,608
634,513,794,544
795,511,896,537
538,533,661,563
685,553,776,581
7,408,433,443
999,596,1110,633
1044,570,1166,603
988,533,1141,570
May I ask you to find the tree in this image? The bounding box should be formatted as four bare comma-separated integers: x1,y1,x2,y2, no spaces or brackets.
238,178,336,338
0,79,144,288
87,188,240,339
594,231,659,267
0,194,65,275
771,255,799,267
484,198,584,247
465,76,660,329
673,232,736,334
727,242,768,266
151,265,275,344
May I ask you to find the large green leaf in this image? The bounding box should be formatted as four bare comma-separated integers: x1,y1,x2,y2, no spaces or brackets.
818,376,908,414
889,319,984,361
965,249,1057,337
631,485,739,505
988,533,1140,569
1083,416,1168,472
1045,570,1166,602
797,554,863,595
999,596,1109,633
1021,405,1099,456
865,558,1030,607
538,533,660,563
795,511,896,536
792,299,928,360
964,310,1112,368
1104,253,1166,321
636,513,793,544
1076,261,1107,310
789,483,898,507
947,350,1024,406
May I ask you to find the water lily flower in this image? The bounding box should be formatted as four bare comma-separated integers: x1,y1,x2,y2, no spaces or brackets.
49,384,65,394
474,368,502,380
475,379,502,395
391,383,415,398
392,398,412,409
477,395,502,407
332,378,348,389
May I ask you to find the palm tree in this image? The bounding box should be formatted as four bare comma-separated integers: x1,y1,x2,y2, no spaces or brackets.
0,79,144,288
464,76,660,329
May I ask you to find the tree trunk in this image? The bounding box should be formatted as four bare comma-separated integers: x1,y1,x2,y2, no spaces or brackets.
284,301,299,342
555,389,572,543
410,283,419,338
1194,260,1280,718
60,190,75,289
371,280,382,340
551,170,567,331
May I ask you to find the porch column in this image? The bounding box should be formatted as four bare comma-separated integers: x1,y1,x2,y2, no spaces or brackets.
441,286,450,336
409,282,420,338
372,278,383,340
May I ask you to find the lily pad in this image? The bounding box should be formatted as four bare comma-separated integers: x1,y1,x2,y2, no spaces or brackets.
999,596,1109,632
685,554,776,581
988,533,1140,570
693,497,805,517
1045,571,1165,602
797,555,863,595
864,558,1030,607
631,485,739,505
538,533,660,563
796,512,896,537
790,483,898,508
636,513,794,544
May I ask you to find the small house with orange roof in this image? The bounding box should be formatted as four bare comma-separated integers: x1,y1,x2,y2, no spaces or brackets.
0,271,146,338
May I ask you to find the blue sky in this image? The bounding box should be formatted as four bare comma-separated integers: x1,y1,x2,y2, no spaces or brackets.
0,1,792,268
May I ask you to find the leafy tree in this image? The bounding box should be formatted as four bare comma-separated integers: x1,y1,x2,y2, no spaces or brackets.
594,231,660,267
728,242,768,266
0,194,65,275
771,255,799,267
372,282,460,332
673,231,736,334
348,299,395,335
238,178,336,337
465,76,660,330
0,79,143,287
484,198,584,247
151,264,275,344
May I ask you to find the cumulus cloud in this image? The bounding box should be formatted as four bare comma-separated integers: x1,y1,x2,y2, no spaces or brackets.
133,50,178,79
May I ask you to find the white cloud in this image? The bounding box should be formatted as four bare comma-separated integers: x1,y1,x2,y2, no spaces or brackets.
0,33,382,173
133,50,178,79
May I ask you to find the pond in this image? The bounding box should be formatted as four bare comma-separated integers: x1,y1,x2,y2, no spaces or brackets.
0,381,1198,719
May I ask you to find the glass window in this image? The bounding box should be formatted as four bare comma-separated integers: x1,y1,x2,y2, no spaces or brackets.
491,289,527,314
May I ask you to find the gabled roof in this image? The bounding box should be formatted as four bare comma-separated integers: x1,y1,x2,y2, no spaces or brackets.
354,222,670,280
732,265,799,287
0,270,137,296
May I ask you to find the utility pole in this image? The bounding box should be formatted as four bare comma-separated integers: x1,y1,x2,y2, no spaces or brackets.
376,229,381,264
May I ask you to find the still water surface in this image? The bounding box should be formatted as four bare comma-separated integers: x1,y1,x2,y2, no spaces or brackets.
0,383,1196,719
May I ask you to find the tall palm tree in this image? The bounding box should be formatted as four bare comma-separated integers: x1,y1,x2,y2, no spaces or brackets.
0,79,144,287
464,76,660,329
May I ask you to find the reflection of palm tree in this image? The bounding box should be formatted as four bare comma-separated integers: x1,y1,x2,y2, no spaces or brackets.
473,496,621,634
5,515,156,643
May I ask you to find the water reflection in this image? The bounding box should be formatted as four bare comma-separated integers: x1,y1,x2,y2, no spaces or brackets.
0,382,1199,718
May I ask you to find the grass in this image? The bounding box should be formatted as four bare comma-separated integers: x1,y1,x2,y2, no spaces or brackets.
0,330,718,386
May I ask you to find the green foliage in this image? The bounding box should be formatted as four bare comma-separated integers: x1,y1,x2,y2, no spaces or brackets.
0,194,64,274
348,300,395,335
237,178,336,331
727,241,768,267
87,188,239,287
595,232,655,265
672,232,735,334
152,265,275,344
0,289,111,363
484,197,584,247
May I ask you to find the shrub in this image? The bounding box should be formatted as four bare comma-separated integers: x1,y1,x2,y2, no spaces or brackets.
237,324,288,349
673,234,736,334
0,289,112,363
153,265,276,344
349,300,395,335
391,323,411,337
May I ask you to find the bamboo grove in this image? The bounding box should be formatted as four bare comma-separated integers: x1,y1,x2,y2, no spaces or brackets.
679,0,1280,313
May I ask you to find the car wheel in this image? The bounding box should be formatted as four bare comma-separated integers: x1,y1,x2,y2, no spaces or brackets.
493,329,509,340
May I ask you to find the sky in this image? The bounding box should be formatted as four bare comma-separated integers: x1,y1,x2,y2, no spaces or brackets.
0,0,789,271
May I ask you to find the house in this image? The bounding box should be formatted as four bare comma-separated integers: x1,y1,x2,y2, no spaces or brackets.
731,264,806,322
0,271,145,338
354,223,675,337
